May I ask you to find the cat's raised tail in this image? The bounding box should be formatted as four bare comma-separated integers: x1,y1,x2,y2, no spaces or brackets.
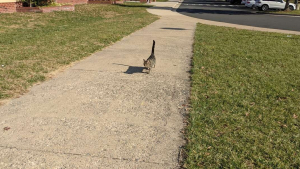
151,40,155,54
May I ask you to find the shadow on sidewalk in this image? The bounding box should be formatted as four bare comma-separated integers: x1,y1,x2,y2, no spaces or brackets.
113,63,146,74
161,27,189,30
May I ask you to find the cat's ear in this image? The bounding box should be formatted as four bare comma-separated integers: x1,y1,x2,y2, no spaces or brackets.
143,59,146,62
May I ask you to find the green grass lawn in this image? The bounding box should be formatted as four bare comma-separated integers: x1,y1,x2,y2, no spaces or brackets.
185,24,300,168
0,4,158,101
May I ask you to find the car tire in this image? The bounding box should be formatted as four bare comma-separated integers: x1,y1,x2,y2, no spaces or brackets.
252,4,256,9
261,4,269,11
289,5,294,10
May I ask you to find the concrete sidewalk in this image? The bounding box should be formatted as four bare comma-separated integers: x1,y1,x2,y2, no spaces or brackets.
2,1,299,168
0,2,193,168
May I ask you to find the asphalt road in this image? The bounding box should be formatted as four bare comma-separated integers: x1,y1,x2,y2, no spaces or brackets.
177,0,300,32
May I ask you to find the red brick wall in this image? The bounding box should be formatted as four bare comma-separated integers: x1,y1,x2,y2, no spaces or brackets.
40,5,74,12
16,5,74,13
0,2,75,13
16,2,22,7
60,5,74,11
40,6,61,12
0,2,17,13
139,0,152,3
16,7,42,12
56,0,88,4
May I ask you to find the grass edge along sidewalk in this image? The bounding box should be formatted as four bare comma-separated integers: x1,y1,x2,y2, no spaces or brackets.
185,23,300,168
0,3,158,103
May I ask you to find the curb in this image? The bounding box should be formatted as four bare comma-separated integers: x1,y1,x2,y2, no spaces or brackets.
171,0,182,11
256,11,300,17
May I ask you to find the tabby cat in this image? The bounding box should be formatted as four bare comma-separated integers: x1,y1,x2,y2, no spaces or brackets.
143,40,156,73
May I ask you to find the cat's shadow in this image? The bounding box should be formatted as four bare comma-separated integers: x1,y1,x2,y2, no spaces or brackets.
113,63,146,74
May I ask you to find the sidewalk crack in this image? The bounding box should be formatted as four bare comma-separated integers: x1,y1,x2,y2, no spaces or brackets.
71,69,102,72
0,145,174,166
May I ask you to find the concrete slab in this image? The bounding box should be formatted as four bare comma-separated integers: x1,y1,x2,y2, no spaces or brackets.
0,1,193,168
2,1,297,168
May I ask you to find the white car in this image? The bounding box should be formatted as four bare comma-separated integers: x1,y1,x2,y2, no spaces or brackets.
245,0,256,8
255,0,296,11
241,0,247,4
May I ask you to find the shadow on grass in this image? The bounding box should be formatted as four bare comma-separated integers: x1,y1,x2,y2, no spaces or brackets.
116,3,177,10
115,3,153,8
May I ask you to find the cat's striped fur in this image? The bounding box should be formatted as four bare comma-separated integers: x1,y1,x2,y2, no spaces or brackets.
143,40,156,73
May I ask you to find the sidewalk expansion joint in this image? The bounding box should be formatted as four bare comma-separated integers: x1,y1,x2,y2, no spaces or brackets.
0,145,174,166
71,69,103,72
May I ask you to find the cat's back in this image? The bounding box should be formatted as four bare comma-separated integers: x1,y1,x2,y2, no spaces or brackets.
149,54,156,63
